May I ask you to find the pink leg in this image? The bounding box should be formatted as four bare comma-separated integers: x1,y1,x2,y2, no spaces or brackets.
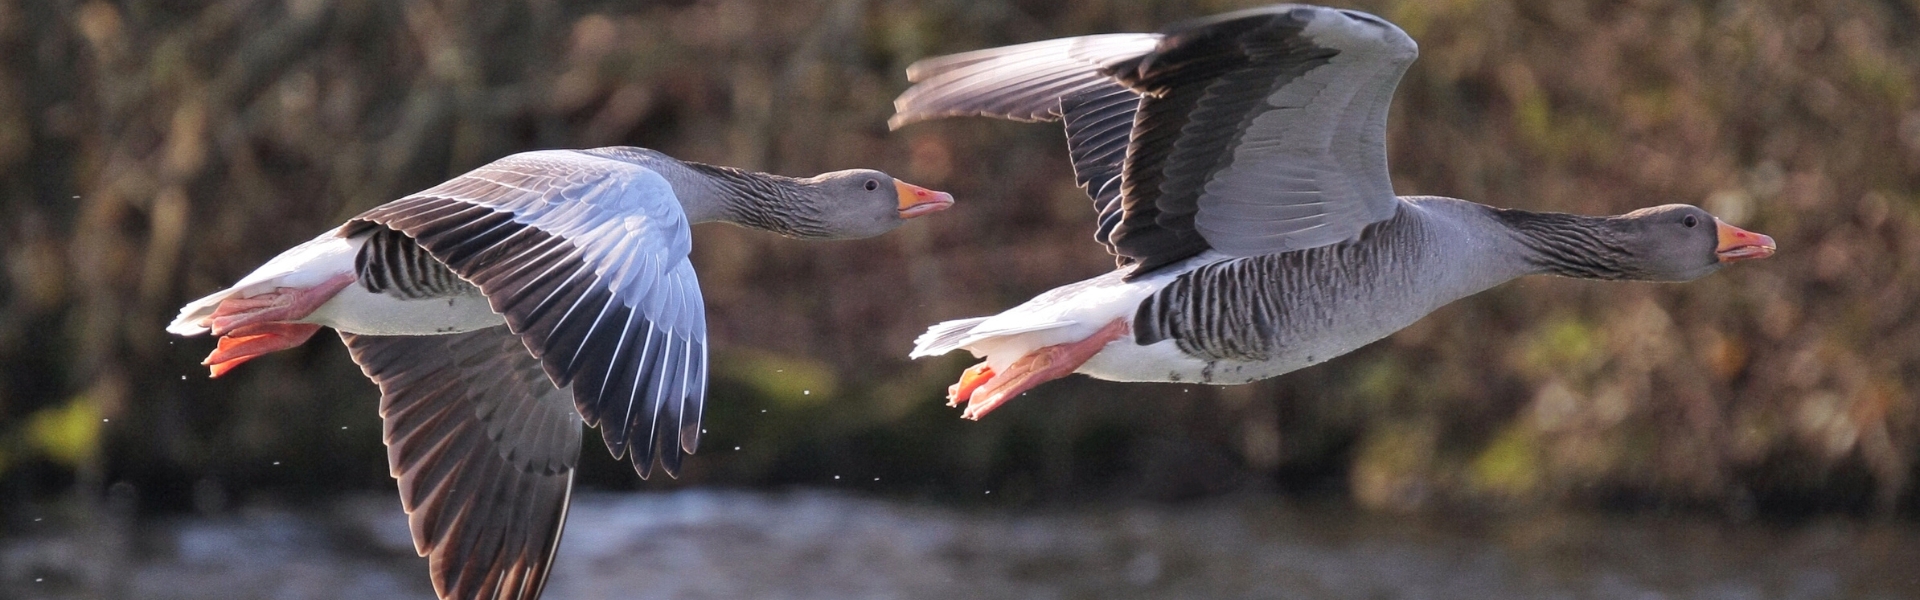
203,274,354,336
203,322,323,377
196,273,353,377
958,318,1129,421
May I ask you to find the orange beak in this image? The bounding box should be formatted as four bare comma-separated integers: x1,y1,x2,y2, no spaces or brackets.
895,180,954,219
1715,218,1777,263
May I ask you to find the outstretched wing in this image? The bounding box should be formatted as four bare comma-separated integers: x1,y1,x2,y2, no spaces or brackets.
341,327,580,600
893,6,1418,275
348,148,707,479
893,34,1159,259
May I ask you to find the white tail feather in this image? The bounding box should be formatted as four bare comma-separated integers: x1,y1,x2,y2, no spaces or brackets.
166,228,359,336
909,317,990,358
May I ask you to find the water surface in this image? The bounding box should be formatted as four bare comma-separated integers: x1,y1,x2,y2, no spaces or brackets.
6,491,1917,599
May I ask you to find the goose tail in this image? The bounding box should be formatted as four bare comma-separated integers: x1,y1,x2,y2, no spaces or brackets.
910,317,992,358
168,289,234,336
167,229,360,336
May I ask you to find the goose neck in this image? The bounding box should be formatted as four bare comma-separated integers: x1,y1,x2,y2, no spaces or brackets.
1489,207,1634,280
672,161,829,238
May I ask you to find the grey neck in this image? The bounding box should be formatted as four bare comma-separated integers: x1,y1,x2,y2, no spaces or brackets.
1485,206,1636,280
1397,197,1540,298
584,147,830,237
673,161,833,238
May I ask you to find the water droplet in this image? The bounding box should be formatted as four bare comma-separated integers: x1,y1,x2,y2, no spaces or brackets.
701,429,707,434
760,409,767,413
102,419,109,423
35,578,43,582
803,390,811,395
33,517,42,522
340,426,348,430
181,375,187,380
733,446,740,451
985,490,992,495
873,478,880,482
273,461,281,466
833,475,840,480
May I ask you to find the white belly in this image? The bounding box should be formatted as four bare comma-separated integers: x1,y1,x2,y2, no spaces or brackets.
1077,330,1384,385
1078,285,1442,385
305,284,505,335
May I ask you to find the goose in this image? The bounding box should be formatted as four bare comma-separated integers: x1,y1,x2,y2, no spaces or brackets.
166,146,953,600
894,5,1775,419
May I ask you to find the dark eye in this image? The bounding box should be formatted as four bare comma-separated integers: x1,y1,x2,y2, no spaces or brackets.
1683,215,1699,228
864,179,879,191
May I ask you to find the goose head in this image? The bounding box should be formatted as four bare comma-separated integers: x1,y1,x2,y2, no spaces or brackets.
1615,204,1776,281
800,169,954,239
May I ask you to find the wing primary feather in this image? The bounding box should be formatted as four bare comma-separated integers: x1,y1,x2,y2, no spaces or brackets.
594,309,646,458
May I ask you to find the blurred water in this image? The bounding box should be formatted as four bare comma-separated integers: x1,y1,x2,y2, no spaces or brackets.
5,491,1917,600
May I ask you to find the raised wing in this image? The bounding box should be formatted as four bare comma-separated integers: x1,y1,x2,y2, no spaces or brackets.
1111,6,1415,268
891,34,1160,126
347,148,707,479
893,34,1159,258
341,327,580,600
893,6,1418,275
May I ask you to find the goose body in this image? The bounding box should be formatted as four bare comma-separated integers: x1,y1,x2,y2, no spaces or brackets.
170,229,504,337
169,146,952,600
919,198,1530,386
896,5,1775,418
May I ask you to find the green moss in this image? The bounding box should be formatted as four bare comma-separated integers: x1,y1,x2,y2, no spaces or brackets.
1386,0,1487,38
1520,316,1601,377
1516,92,1554,149
25,397,101,467
719,350,839,408
1351,357,1406,406
1846,53,1914,107
1469,425,1541,498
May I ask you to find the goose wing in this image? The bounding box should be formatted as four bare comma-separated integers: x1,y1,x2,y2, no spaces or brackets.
893,6,1418,274
347,148,707,479
341,327,578,600
893,34,1158,258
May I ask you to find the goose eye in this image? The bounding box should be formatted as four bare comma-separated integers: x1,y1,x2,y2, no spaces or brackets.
864,179,879,191
1683,215,1699,228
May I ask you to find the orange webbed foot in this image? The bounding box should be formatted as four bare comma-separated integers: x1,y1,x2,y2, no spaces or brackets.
203,322,323,377
947,363,996,407
952,318,1131,421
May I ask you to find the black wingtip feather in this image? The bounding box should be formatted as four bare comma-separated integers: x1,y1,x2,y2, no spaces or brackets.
588,310,646,460
680,341,708,455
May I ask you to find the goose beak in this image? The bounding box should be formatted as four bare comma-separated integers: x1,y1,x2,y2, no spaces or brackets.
896,180,954,219
1715,218,1777,262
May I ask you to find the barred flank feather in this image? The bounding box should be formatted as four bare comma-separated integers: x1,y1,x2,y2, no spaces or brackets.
1135,211,1426,362
355,227,479,299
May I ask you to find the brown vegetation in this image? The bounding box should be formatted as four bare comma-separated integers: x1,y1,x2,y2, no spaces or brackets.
0,0,1914,517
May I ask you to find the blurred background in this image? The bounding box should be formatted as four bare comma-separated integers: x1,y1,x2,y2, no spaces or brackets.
3,0,1918,598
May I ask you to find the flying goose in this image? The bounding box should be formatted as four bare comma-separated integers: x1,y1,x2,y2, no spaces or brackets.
894,5,1775,419
167,146,952,600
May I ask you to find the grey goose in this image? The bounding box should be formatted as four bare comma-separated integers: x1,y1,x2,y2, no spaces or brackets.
895,5,1775,419
167,146,953,600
